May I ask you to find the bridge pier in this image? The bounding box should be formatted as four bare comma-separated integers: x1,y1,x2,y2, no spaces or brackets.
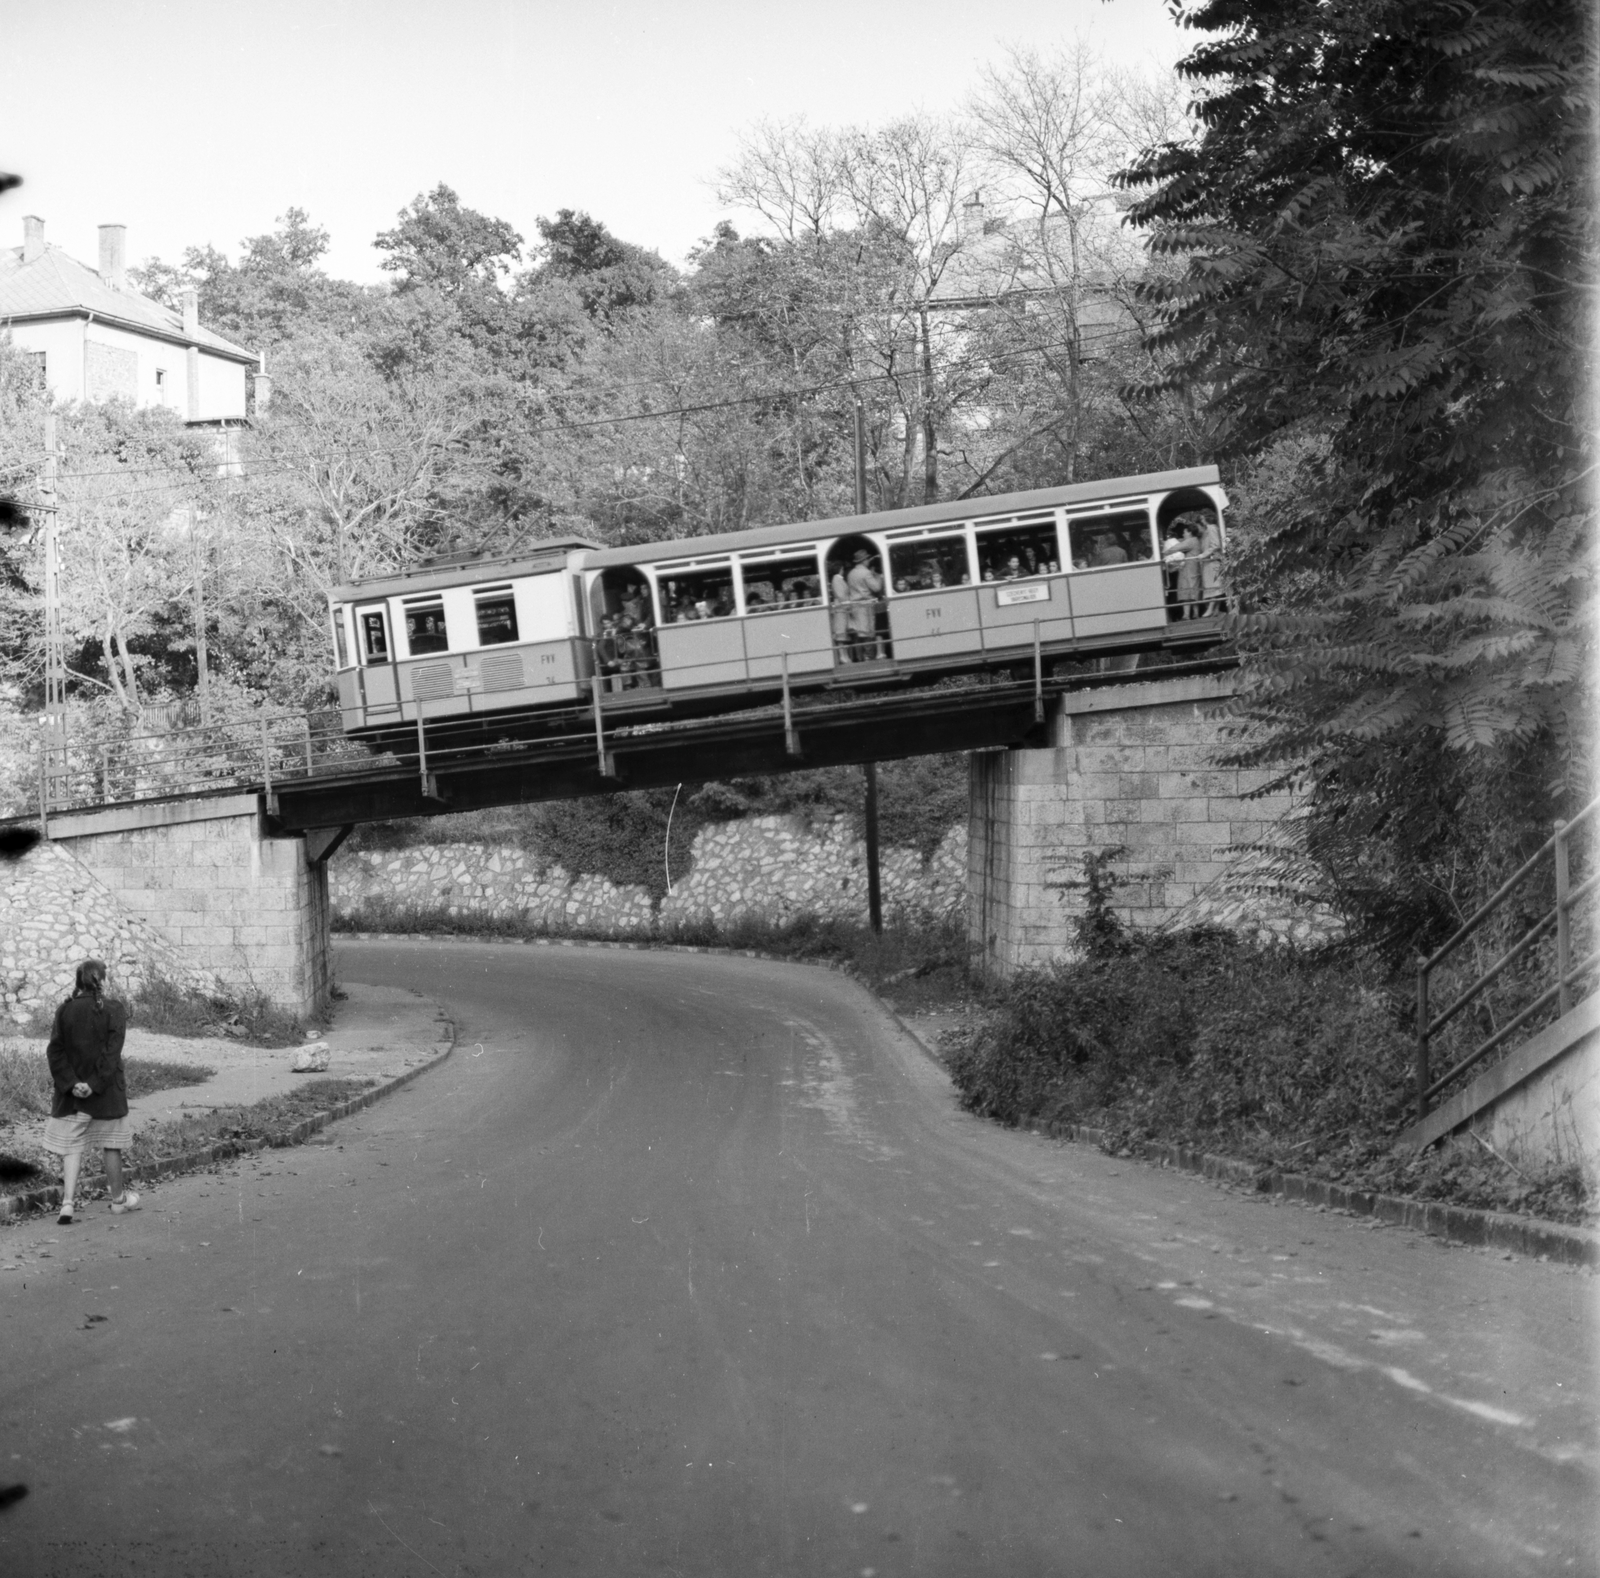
46,793,335,1020
967,672,1317,976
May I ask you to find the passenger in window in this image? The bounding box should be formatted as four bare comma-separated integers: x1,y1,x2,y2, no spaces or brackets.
846,548,883,660
1000,554,1024,580
829,565,852,657
597,616,621,685
1088,532,1129,568
1198,516,1224,614
1175,524,1205,613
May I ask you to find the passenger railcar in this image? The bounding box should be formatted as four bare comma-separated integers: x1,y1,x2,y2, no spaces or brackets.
329,466,1228,740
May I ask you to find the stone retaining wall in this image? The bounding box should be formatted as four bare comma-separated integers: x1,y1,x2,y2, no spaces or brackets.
331,815,968,937
1,838,220,1024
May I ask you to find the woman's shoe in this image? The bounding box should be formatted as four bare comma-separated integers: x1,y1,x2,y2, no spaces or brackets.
110,1191,141,1214
57,1199,75,1225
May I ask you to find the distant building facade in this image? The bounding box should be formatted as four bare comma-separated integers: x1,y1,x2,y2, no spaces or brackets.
0,216,260,426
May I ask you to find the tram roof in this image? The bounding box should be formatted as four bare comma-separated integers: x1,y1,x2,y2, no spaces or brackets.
331,536,598,602
584,466,1222,570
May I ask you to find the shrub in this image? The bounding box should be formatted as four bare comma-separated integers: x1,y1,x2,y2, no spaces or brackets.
127,974,303,1047
948,881,1415,1164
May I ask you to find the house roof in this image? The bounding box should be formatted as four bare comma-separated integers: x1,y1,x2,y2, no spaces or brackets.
0,243,258,363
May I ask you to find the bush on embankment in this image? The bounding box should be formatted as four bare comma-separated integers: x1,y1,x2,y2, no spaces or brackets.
945,866,1593,1226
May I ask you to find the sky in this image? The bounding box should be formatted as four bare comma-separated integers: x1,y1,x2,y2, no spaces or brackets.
2,0,1193,284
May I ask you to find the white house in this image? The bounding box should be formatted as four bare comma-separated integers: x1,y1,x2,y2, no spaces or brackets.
0,216,261,426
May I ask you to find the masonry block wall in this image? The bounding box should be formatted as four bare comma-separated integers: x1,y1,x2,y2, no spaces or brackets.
968,672,1328,976
0,838,220,1024
51,793,331,1018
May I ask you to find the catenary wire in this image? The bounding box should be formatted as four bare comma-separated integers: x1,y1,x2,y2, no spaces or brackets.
2,324,1141,498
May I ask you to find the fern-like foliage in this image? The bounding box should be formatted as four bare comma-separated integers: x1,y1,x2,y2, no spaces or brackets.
1118,0,1594,952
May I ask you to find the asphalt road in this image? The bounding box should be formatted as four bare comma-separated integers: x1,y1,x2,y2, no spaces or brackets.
2,938,1594,1576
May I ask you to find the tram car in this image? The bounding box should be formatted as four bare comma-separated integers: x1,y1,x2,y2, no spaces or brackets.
328,465,1228,742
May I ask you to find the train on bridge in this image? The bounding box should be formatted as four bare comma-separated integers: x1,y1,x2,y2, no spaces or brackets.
329,466,1229,743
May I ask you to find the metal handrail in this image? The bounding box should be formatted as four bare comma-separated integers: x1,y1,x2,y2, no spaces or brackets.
22,582,1235,822
1421,796,1600,971
1414,794,1599,1121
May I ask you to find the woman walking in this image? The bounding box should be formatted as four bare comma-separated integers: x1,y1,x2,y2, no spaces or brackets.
43,960,139,1225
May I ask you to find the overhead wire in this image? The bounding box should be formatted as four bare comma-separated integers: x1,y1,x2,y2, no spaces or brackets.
1,321,1141,507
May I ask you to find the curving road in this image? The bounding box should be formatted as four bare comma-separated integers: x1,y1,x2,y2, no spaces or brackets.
2,938,1593,1575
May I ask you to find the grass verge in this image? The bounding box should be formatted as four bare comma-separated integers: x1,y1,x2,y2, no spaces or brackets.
119,1078,377,1174
0,1074,379,1202
0,1044,218,1193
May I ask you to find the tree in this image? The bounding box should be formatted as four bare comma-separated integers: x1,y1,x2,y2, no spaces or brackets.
1118,0,1594,948
129,208,372,351
248,326,488,587
376,184,523,297
530,208,673,322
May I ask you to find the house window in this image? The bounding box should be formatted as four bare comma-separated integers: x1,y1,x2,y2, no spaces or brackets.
155,368,167,399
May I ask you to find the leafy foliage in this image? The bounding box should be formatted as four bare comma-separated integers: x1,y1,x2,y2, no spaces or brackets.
1118,0,1594,949
947,918,1414,1165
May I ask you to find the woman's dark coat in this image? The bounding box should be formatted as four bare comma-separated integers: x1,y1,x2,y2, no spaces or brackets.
45,994,129,1119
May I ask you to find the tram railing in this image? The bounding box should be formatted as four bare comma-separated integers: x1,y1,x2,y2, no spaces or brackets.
1413,796,1599,1121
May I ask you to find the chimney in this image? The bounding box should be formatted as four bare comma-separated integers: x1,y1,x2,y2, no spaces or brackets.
22,215,44,262
181,285,199,337
960,191,985,241
252,357,272,416
98,224,127,289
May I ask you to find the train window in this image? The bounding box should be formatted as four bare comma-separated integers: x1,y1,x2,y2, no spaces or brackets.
474,586,519,645
332,609,349,668
975,516,1061,582
403,597,450,656
741,553,822,613
357,607,390,664
1066,509,1154,569
659,564,736,623
888,534,971,594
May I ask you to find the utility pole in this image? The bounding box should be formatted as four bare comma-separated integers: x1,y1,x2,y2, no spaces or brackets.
191,514,211,726
854,395,883,934
853,399,868,516
40,412,65,813
863,755,882,935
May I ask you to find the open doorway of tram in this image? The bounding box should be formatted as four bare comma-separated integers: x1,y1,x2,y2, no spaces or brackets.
1156,488,1226,622
825,534,892,664
589,568,661,690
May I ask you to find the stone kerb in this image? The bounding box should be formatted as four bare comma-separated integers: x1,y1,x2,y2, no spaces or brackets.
330,815,968,937
0,837,220,1025
968,672,1340,975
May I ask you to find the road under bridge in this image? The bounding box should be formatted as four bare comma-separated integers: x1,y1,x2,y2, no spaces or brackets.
7,658,1286,1020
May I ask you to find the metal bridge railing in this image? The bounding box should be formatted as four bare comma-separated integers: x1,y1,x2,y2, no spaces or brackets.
25,602,1232,825
1414,795,1599,1120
